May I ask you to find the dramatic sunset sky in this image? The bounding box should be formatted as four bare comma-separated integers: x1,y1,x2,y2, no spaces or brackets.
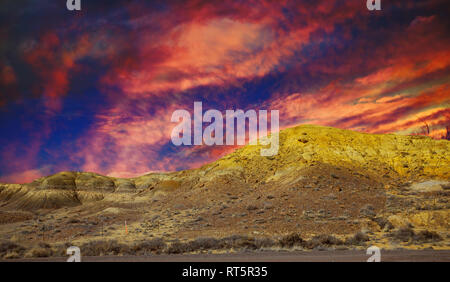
0,0,449,183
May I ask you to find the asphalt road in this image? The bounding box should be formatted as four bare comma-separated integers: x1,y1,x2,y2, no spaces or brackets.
3,250,450,262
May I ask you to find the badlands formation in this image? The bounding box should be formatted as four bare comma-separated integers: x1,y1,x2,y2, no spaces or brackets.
0,125,448,258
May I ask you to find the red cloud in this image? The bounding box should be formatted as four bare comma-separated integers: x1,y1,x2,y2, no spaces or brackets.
23,32,93,111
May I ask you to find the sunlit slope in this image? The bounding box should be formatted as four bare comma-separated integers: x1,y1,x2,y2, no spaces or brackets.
207,124,449,183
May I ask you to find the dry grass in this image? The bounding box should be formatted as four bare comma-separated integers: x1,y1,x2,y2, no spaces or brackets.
132,238,166,255
389,226,416,242
0,241,26,258
278,233,304,248
389,226,443,243
25,247,53,258
1,228,443,259
79,240,131,256
303,234,344,249
345,232,370,246
166,236,275,254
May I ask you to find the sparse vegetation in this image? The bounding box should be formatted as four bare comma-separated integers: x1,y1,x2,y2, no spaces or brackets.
359,204,376,218
166,240,192,254
373,217,394,230
278,233,304,248
304,234,344,249
0,241,26,258
26,247,53,258
0,227,445,259
389,227,443,243
132,238,166,255
219,235,274,250
79,240,131,256
389,226,416,242
189,237,221,250
345,232,370,245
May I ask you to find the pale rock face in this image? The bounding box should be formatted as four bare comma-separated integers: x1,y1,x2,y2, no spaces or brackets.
409,180,449,192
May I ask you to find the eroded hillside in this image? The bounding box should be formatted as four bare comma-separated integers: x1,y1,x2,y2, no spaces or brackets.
0,125,449,258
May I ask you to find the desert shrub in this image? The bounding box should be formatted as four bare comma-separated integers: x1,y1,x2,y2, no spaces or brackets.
254,238,275,249
166,240,191,254
0,241,25,257
390,226,415,242
3,251,20,259
345,232,370,245
304,234,343,249
219,235,249,249
278,233,304,248
229,236,259,250
38,242,51,249
27,247,53,258
80,240,130,256
373,217,394,230
219,235,269,250
188,237,221,251
234,236,275,250
52,242,74,256
359,204,376,218
388,227,442,244
167,238,223,254
133,238,166,255
166,236,276,254
303,237,321,249
314,234,343,245
413,230,442,243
